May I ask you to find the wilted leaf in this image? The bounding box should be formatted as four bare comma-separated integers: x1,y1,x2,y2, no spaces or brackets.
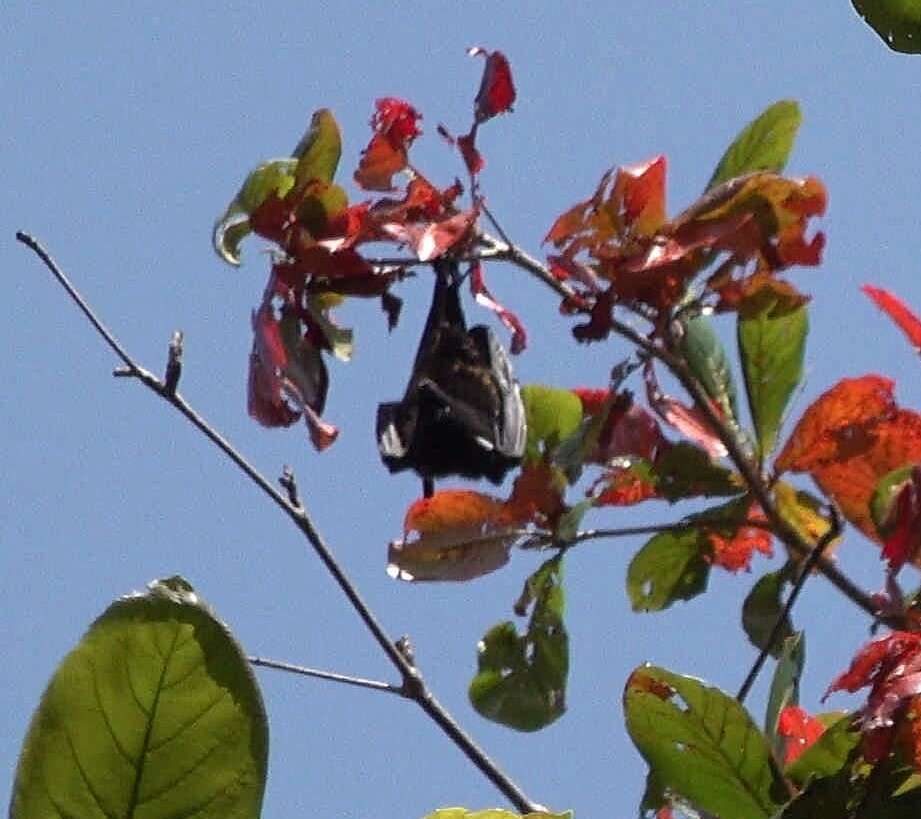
707,100,802,191
864,284,921,353
354,98,422,191
520,385,584,462
9,577,268,819
389,491,518,582
742,565,795,657
470,557,568,731
627,528,711,611
738,277,809,459
624,665,785,819
853,0,921,54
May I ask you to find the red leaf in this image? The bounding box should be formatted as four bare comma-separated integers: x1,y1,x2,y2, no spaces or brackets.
777,706,826,764
383,209,477,262
881,469,921,572
458,132,484,175
644,360,727,458
591,463,659,506
469,261,527,354
469,48,516,122
863,285,921,353
371,97,422,149
353,98,422,192
248,303,299,428
707,502,772,573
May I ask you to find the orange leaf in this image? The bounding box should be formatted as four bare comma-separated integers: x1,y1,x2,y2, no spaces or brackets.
707,503,772,573
354,132,407,191
502,462,566,528
403,489,506,535
774,375,896,474
811,410,921,541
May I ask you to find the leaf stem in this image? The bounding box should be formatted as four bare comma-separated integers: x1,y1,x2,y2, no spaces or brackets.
16,231,542,816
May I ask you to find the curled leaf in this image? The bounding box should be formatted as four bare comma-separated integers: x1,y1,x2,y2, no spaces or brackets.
863,284,921,353
468,48,517,122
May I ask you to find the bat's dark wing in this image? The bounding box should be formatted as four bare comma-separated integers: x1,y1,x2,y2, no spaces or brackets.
377,260,526,484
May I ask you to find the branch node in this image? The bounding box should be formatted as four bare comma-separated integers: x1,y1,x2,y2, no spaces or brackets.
279,465,301,508
113,367,134,378
163,330,184,395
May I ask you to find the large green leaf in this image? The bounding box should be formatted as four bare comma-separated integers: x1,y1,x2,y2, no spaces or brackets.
292,108,342,185
625,665,785,819
853,0,921,54
470,557,568,731
654,442,742,501
706,100,801,191
9,577,268,819
423,809,571,819
741,564,795,658
212,158,297,265
765,632,805,761
626,529,710,612
679,313,739,423
520,385,584,463
738,284,808,460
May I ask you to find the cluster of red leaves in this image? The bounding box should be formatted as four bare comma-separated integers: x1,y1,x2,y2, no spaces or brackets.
775,375,921,565
825,632,921,770
544,158,826,340
777,705,826,764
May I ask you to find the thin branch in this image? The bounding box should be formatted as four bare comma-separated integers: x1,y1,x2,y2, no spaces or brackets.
488,237,901,629
248,656,404,696
736,506,843,704
16,231,541,816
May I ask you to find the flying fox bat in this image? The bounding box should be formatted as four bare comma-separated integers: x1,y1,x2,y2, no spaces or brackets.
377,259,526,496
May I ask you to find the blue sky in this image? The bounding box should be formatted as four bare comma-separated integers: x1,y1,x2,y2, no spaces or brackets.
5,3,921,817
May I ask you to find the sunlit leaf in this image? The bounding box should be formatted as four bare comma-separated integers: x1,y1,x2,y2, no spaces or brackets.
389,491,518,582
520,385,584,462
9,577,268,819
742,565,795,658
853,0,921,54
624,665,784,819
774,375,896,474
738,277,809,459
626,529,710,612
773,480,840,561
707,100,801,191
213,158,297,265
470,557,567,731
292,108,342,185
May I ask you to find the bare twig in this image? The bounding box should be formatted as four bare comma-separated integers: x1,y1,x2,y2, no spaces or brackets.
248,656,404,696
736,507,843,704
164,330,183,395
16,231,542,816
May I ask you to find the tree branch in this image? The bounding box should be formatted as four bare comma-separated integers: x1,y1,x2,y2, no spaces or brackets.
249,656,405,696
489,234,900,629
16,231,542,816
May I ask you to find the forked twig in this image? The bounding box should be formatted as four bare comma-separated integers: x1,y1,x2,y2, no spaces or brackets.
16,230,542,816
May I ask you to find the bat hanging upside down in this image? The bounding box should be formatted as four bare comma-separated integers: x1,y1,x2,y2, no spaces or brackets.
376,259,526,497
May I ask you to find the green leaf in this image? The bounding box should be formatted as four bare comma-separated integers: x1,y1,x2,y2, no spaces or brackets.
870,464,914,537
853,0,921,54
212,158,297,265
624,665,785,819
293,108,342,185
679,314,739,423
785,714,858,788
626,529,710,612
654,442,742,501
433,812,566,819
554,498,594,543
470,557,568,731
765,632,805,761
738,284,808,460
9,577,268,819
742,564,795,658
520,385,584,463
706,100,801,191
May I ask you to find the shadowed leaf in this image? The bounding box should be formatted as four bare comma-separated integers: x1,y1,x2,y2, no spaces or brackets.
853,0,921,54
627,529,710,611
742,565,795,657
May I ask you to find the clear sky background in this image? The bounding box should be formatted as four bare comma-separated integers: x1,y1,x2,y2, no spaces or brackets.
4,3,921,818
